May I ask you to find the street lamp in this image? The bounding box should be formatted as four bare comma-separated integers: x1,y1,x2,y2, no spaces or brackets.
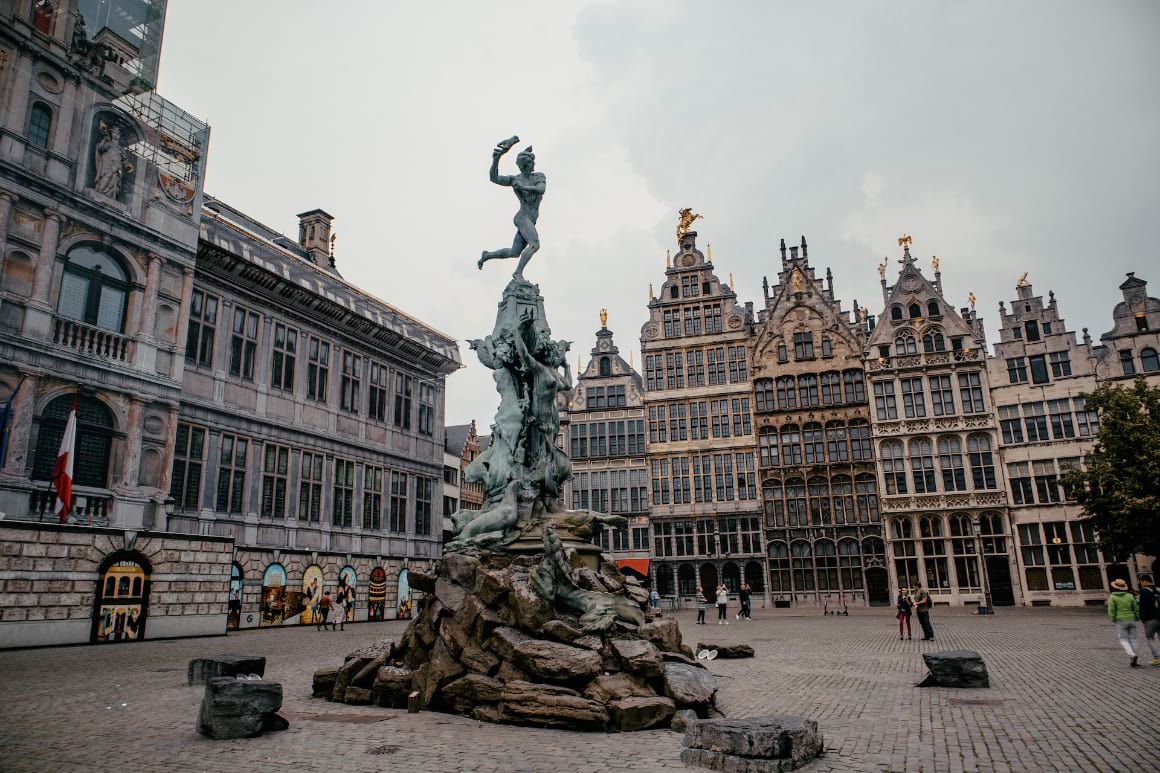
972,514,994,615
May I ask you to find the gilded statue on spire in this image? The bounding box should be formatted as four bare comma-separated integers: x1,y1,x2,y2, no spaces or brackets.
790,269,803,293
878,260,887,279
898,234,912,248
676,208,702,240
932,255,939,272
968,292,977,310
1016,272,1029,287
599,308,608,328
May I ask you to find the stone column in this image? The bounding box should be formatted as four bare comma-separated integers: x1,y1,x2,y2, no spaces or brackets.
137,252,163,338
22,209,63,338
158,403,179,501
173,266,195,379
0,191,16,256
2,44,34,136
119,397,146,490
0,371,40,479
51,75,78,155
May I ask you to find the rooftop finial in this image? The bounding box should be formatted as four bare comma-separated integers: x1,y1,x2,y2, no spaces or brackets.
648,283,654,301
968,291,977,310
779,238,787,261
898,233,912,261
599,308,608,328
707,243,713,263
328,233,337,267
932,255,939,272
800,235,808,259
1016,272,1029,287
676,208,702,241
665,250,671,268
729,271,735,289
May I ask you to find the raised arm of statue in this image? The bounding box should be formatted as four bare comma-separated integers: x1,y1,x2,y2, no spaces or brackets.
489,135,520,186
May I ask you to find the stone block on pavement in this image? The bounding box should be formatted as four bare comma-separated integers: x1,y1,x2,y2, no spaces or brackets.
683,716,823,771
917,650,990,688
197,677,287,740
187,655,266,685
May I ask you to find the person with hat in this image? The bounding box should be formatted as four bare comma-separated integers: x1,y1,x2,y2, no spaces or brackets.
1107,578,1141,667
1138,575,1160,666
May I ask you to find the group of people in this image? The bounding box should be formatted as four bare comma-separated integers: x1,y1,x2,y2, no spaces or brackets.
1107,575,1159,668
312,591,346,631
692,583,754,624
895,582,935,640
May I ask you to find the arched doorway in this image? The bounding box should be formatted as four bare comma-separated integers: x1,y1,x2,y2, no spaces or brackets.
259,563,286,627
744,561,765,594
657,564,675,597
865,567,890,606
338,566,357,623
676,564,696,597
396,568,413,620
987,557,1016,606
722,562,741,592
295,565,322,625
227,563,243,631
700,564,719,598
368,567,387,621
92,551,150,643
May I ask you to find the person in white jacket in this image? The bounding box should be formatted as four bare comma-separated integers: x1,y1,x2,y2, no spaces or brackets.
716,585,729,625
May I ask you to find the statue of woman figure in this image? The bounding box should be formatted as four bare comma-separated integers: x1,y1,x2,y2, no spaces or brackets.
93,124,131,199
512,316,572,497
465,330,528,505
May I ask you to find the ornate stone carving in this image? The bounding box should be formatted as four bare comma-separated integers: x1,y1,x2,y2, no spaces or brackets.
93,121,134,200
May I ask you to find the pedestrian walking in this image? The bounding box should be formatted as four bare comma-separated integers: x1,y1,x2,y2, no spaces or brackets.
738,583,752,620
318,591,332,631
1108,578,1141,667
896,586,913,640
695,586,706,625
716,584,729,625
912,582,934,640
332,593,346,631
1139,575,1160,666
649,588,660,610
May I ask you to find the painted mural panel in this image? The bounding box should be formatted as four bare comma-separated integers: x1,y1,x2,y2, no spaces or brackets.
95,559,148,642
338,566,357,622
368,567,387,621
396,568,412,620
295,565,323,626
259,563,287,627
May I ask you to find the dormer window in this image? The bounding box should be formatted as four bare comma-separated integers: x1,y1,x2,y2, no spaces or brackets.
1024,320,1040,342
891,305,903,321
926,300,940,317
1013,327,1023,339
777,343,788,363
951,337,964,352
821,338,833,358
908,303,921,319
1137,314,1148,332
599,357,611,377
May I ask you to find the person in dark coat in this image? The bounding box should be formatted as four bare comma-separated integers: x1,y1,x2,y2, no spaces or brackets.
896,586,913,640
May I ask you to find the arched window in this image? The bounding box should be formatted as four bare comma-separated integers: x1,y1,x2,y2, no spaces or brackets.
57,244,129,332
908,438,936,493
768,542,790,593
780,425,802,466
775,376,797,410
802,423,824,464
838,539,863,590
798,374,819,407
755,378,775,412
722,562,741,592
920,514,951,590
862,536,886,565
744,561,765,593
978,511,1006,553
891,517,918,587
785,478,806,527
93,551,151,644
922,328,946,353
820,371,842,405
968,434,996,489
1142,347,1159,372
763,479,784,527
825,422,849,463
949,513,980,591
937,437,966,491
842,370,866,403
815,540,838,590
891,305,904,321
909,303,922,319
891,517,913,541
880,440,906,494
791,540,815,591
758,429,779,468
808,477,830,524
32,394,113,488
895,334,917,355
831,474,853,524
658,564,676,596
599,357,611,377
927,300,941,318
855,473,879,522
27,102,52,148
675,564,694,596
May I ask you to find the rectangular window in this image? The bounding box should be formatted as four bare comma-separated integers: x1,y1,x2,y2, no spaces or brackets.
1024,319,1041,342
710,399,730,439
1006,357,1028,384
1023,402,1049,442
969,440,997,490
270,323,297,391
668,404,687,442
1049,351,1072,378
260,443,290,519
586,386,605,409
850,423,872,461
307,336,330,402
929,375,955,416
389,471,409,532
170,423,205,511
652,459,670,505
707,347,726,385
415,477,433,535
298,451,324,523
704,303,722,334
228,306,259,381
363,465,383,530
1028,354,1049,384
368,362,389,421
648,406,667,444
686,350,705,387
632,526,649,551
728,346,748,382
793,331,814,360
333,459,355,527
1119,350,1135,376
873,381,898,420
645,354,663,392
340,351,361,413
663,309,678,338
681,275,700,298
1047,398,1075,439
608,384,626,408
394,373,413,429
683,307,702,336
999,405,1024,444
1033,459,1060,504
186,289,218,369
900,377,926,418
215,433,248,514
713,454,735,502
731,398,751,436
735,453,756,500
664,352,684,389
844,371,866,403
957,371,985,413
418,382,435,436
671,458,690,505
1008,462,1033,505
1075,396,1099,437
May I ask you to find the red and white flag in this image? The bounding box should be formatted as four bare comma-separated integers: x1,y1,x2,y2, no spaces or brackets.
51,397,78,523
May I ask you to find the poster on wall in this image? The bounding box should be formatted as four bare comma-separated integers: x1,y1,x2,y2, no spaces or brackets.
396,568,412,620
95,560,148,643
338,566,357,623
227,563,243,631
295,565,323,626
259,564,286,627
368,567,387,621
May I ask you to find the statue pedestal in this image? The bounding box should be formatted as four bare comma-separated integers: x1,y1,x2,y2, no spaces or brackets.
506,535,603,571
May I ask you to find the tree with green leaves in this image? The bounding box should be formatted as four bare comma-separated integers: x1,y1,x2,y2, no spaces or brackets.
1062,377,1160,562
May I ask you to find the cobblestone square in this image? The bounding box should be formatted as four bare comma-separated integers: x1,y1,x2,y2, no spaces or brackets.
1,607,1156,772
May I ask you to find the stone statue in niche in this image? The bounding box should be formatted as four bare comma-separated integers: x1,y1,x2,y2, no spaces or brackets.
93,122,133,199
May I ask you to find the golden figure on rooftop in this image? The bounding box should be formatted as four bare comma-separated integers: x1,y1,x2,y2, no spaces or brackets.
791,269,803,293
968,292,977,310
599,308,608,328
932,255,939,272
898,234,912,248
878,260,887,279
676,208,703,240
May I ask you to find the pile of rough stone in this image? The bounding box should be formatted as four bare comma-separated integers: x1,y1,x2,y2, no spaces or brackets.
313,548,720,731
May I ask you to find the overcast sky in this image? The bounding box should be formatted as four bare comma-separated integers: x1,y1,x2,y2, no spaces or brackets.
158,1,1160,428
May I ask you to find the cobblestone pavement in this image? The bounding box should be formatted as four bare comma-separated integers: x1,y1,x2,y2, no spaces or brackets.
1,607,1157,772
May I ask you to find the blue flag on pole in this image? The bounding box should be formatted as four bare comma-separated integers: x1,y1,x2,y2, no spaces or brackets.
0,378,24,469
